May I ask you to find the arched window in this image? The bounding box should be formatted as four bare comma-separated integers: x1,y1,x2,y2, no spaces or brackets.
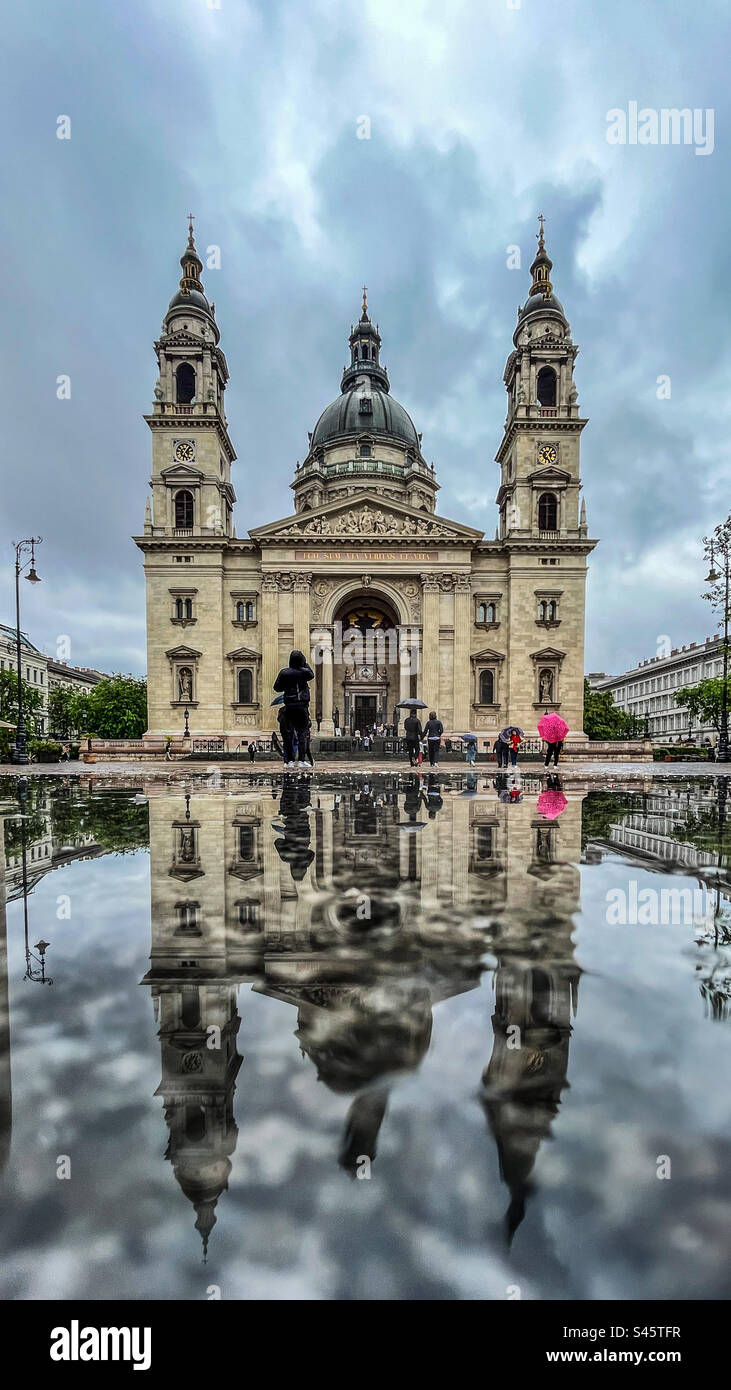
538,492,558,531
175,598,184,619
479,669,495,704
181,984,200,1029
539,600,547,621
175,490,194,528
184,1105,206,1143
236,601,245,622
184,597,193,620
238,824,254,858
176,362,196,404
477,602,487,623
245,601,254,621
486,602,496,623
237,668,252,703
536,366,557,407
548,600,557,622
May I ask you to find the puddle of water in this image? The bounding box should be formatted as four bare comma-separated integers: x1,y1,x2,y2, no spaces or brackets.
0,772,729,1300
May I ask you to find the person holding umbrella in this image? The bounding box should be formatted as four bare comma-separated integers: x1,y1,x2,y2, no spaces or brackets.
537,712,569,768
397,697,428,768
498,725,524,768
455,732,478,764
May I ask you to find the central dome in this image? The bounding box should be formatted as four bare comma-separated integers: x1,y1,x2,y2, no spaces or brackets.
311,383,420,450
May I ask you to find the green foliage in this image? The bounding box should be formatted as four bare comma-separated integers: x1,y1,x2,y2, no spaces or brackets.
581,789,642,848
0,666,44,735
85,676,147,739
49,790,149,855
652,745,709,761
49,685,89,738
583,678,635,741
674,677,731,734
28,739,62,762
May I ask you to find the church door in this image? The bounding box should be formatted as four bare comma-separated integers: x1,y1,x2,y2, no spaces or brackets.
354,694,377,731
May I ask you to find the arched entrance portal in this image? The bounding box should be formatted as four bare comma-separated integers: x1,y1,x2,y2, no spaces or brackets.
331,591,405,734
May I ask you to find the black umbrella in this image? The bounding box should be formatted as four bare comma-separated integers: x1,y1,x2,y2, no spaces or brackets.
396,698,428,709
498,725,525,743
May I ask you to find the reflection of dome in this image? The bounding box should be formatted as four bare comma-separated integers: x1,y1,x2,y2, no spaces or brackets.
311,387,420,449
296,984,432,1092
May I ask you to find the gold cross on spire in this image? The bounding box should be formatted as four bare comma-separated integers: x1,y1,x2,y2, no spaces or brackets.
187,212,195,243
362,284,368,318
537,212,546,247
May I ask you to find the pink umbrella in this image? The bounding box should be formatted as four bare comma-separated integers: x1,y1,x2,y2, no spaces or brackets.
537,788,568,820
537,713,569,742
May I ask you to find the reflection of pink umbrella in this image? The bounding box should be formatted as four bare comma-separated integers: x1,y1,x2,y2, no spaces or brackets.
537,713,569,741
537,789,568,820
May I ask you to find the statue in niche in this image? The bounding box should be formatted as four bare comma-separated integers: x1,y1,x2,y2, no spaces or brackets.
178,667,193,702
539,669,554,702
180,828,195,863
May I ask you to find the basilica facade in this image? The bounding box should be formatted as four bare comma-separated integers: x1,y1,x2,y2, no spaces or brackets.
135,219,596,740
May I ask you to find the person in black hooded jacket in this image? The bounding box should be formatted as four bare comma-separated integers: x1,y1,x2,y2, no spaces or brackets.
273,649,315,765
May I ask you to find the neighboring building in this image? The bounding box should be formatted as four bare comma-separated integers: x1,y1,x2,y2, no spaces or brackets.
47,659,108,696
590,635,725,743
0,625,109,739
136,218,597,741
0,624,49,734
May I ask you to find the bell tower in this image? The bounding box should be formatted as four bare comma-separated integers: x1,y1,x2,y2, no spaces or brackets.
496,217,588,542
143,218,237,540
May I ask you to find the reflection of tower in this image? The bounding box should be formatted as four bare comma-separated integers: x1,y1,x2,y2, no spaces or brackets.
481,958,579,1244
153,978,242,1260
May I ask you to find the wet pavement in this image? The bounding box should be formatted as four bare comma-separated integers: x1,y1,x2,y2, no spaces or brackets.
0,770,729,1300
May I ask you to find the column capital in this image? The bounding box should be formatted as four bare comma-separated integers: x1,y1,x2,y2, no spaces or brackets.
293,572,313,592
420,572,440,592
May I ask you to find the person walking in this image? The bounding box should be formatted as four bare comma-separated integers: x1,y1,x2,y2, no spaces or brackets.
544,738,563,768
248,741,256,763
423,711,443,766
273,649,315,767
493,736,507,769
509,729,521,767
403,712,423,767
465,738,477,765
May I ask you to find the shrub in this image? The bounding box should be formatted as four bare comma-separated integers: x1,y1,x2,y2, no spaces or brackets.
28,739,62,763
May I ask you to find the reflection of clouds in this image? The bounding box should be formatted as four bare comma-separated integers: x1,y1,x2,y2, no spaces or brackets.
1,784,730,1300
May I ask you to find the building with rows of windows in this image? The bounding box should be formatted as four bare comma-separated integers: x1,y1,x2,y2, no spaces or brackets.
136,218,596,741
0,623,109,737
588,633,725,744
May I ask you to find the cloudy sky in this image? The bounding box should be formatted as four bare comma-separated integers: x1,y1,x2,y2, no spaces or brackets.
1,0,729,676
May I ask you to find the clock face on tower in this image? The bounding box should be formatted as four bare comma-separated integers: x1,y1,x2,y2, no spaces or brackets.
538,443,558,465
174,441,195,462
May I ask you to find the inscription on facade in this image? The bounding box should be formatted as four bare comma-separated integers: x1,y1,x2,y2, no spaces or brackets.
295,550,435,563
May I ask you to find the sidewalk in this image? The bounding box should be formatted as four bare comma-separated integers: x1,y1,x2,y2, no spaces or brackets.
0,758,726,780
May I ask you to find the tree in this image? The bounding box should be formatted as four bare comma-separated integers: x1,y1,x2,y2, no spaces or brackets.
583,678,635,740
85,676,147,738
48,685,89,738
674,677,731,734
0,666,45,735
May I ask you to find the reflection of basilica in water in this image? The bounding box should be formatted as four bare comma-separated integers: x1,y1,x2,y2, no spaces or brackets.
142,773,586,1254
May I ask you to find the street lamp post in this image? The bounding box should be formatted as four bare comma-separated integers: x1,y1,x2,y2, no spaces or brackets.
10,538,42,765
705,530,730,763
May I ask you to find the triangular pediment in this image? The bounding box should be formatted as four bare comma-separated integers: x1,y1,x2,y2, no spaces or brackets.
165,644,202,660
160,463,204,483
471,647,506,662
226,645,261,661
250,491,483,543
531,646,565,661
527,465,571,486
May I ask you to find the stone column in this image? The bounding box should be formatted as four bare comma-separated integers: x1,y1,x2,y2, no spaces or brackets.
261,575,280,731
397,625,412,727
293,573,312,660
318,628,334,735
452,574,471,732
420,574,440,715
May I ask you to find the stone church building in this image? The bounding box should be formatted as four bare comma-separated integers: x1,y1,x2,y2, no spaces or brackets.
135,218,596,740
